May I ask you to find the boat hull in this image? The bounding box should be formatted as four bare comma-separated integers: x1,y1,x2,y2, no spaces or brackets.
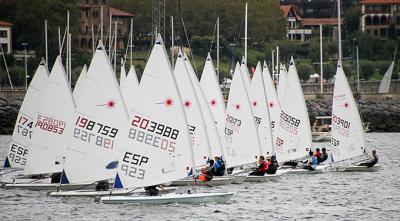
169,177,232,186
244,174,281,182
49,187,177,197
100,192,235,204
334,165,381,172
4,182,98,191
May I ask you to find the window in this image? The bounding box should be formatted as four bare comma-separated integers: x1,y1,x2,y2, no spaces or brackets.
92,10,99,17
0,30,7,38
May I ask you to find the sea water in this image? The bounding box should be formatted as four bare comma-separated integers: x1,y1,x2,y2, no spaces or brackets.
1,133,399,220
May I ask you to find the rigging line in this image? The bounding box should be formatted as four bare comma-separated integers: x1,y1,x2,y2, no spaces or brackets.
209,20,217,54
181,17,198,77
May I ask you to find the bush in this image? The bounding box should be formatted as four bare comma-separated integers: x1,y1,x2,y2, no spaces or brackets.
297,63,314,82
360,60,375,80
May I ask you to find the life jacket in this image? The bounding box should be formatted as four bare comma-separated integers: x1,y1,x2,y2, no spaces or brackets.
314,151,321,159
259,161,269,172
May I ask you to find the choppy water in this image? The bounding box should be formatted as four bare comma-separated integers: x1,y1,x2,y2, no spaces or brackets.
1,133,400,220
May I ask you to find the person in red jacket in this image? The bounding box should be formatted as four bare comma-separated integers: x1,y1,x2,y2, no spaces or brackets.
249,156,268,176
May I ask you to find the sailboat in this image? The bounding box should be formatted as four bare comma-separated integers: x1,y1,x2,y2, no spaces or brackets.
199,53,226,151
4,57,94,190
73,64,87,106
120,64,139,111
169,53,232,186
274,58,314,169
100,36,234,204
60,40,129,186
330,64,380,172
240,58,252,90
378,48,396,93
261,61,282,138
1,59,49,184
224,63,262,172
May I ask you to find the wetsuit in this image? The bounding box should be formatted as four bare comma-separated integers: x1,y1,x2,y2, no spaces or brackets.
213,159,226,176
358,155,378,167
303,156,318,171
318,153,328,164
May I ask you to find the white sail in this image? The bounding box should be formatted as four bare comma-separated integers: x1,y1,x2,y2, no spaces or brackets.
120,65,139,111
224,62,262,168
274,58,311,163
4,59,48,168
261,61,282,140
184,53,225,158
62,41,129,184
199,53,226,147
240,58,252,89
250,61,274,155
113,36,193,189
73,64,87,108
277,64,287,102
24,56,75,175
331,64,366,162
120,62,127,85
378,61,394,93
174,50,210,166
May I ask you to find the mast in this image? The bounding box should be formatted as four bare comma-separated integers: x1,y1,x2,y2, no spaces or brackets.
171,16,174,67
100,6,103,41
272,49,275,84
66,11,70,86
130,18,133,66
356,45,360,92
337,0,342,64
320,24,324,93
58,26,61,56
68,33,72,87
109,12,112,56
276,46,279,82
114,21,117,72
91,24,95,56
217,17,220,80
45,20,48,69
244,2,248,64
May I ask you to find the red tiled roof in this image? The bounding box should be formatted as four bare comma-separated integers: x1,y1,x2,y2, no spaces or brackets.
301,18,341,26
280,5,292,17
110,7,134,17
0,21,13,27
360,0,400,4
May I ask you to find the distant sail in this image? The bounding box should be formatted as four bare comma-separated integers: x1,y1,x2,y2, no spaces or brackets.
378,61,394,93
4,59,48,169
120,61,127,85
73,64,87,108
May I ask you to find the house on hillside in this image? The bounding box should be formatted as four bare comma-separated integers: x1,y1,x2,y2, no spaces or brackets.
360,0,400,39
280,4,338,42
0,21,12,54
76,0,134,51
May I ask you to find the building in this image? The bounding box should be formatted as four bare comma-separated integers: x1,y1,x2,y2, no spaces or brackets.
280,0,337,18
0,21,12,54
76,0,134,51
360,0,400,38
280,4,338,42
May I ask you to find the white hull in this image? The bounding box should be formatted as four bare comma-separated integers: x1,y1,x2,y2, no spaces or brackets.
333,165,381,172
312,132,331,142
244,174,281,182
49,187,177,197
101,192,235,204
230,175,246,184
281,164,330,174
4,182,98,191
169,177,232,186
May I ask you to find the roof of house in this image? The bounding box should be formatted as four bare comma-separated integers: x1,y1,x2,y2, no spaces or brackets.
110,7,134,17
301,18,341,26
0,21,13,27
360,0,400,4
280,5,292,17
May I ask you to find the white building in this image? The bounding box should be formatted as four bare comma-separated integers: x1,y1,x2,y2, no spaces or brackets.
0,21,12,54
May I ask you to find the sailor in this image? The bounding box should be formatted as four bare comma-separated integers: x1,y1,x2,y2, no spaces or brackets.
197,159,215,181
265,155,279,174
249,156,268,176
318,147,328,164
301,151,318,171
213,156,226,176
357,149,378,167
313,148,321,159
50,172,61,183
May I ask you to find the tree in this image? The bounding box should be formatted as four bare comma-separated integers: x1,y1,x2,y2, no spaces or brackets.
323,62,336,80
360,60,375,80
297,63,314,82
